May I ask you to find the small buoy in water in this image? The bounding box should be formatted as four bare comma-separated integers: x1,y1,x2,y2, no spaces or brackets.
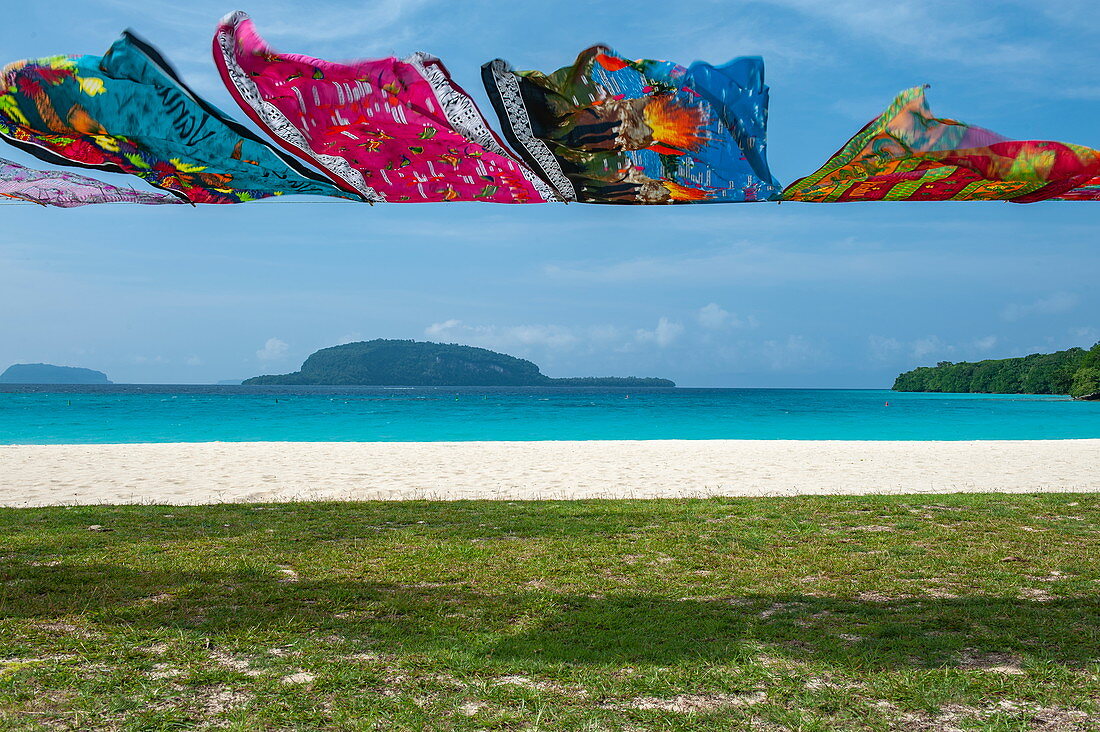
885,401,889,407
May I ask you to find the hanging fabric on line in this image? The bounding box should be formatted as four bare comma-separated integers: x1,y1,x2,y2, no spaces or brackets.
0,156,180,206
213,12,557,203
481,46,782,204
783,87,1100,203
0,31,355,204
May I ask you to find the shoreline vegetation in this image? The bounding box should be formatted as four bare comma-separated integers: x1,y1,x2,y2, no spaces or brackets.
1,495,1096,730
243,340,674,387
893,342,1100,399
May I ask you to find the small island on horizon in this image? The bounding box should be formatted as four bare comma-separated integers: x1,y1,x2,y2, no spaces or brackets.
892,342,1100,400
0,363,112,385
243,339,676,387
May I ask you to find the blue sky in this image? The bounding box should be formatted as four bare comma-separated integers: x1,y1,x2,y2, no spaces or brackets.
1,0,1097,387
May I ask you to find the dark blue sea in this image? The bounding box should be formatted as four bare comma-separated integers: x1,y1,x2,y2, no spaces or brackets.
0,385,1097,444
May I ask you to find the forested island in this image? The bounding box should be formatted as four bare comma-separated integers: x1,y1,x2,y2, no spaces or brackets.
892,343,1100,399
0,363,111,384
244,340,675,387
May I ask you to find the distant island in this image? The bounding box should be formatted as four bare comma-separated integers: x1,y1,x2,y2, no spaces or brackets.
0,363,112,385
243,340,675,387
892,343,1100,399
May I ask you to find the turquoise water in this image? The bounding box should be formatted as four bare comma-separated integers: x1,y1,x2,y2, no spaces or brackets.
0,385,1097,444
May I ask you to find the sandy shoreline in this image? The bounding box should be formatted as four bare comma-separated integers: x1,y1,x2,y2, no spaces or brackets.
1,439,1098,507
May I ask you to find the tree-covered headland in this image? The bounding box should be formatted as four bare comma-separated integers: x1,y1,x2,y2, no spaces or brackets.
892,343,1100,398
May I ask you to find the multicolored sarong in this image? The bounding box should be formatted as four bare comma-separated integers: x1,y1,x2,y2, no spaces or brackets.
481,46,782,204
213,12,556,203
0,32,352,204
0,156,180,206
783,87,1100,203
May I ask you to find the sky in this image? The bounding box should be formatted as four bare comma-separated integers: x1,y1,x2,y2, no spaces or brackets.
1,0,1098,387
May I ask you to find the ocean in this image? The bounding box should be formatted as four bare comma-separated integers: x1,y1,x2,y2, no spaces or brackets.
0,385,1097,444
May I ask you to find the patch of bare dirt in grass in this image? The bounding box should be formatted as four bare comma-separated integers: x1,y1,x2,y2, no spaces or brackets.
210,650,263,677
958,651,1025,675
148,663,183,680
1027,571,1073,583
604,691,766,712
759,601,806,619
196,686,253,717
459,701,487,716
137,592,174,606
0,654,74,667
0,686,77,730
493,675,586,696
754,653,817,673
804,675,863,691
922,586,961,599
879,700,1098,731
1020,587,1055,602
857,591,902,603
33,622,82,636
150,685,253,721
1028,708,1100,730
279,671,316,685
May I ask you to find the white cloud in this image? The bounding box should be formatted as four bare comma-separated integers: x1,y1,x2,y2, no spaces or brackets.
425,320,581,351
542,238,1008,288
507,325,581,349
697,303,757,330
756,0,1041,68
426,317,688,354
972,335,998,352
635,318,684,348
425,319,463,338
911,336,951,360
1001,292,1080,322
870,334,953,363
868,335,904,362
870,334,1001,365
256,338,290,362
1070,326,1099,344
698,303,730,329
186,355,203,366
760,335,823,371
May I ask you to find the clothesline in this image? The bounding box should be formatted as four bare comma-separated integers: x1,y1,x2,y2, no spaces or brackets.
0,11,1096,208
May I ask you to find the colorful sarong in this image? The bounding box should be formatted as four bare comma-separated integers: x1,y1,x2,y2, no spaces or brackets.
783,87,1100,203
481,46,782,204
0,32,352,204
0,156,180,207
213,12,556,203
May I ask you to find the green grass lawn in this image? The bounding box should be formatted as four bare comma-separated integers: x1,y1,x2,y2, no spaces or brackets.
0,494,1098,731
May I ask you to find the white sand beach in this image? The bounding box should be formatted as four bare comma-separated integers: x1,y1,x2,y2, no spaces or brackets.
1,439,1098,507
